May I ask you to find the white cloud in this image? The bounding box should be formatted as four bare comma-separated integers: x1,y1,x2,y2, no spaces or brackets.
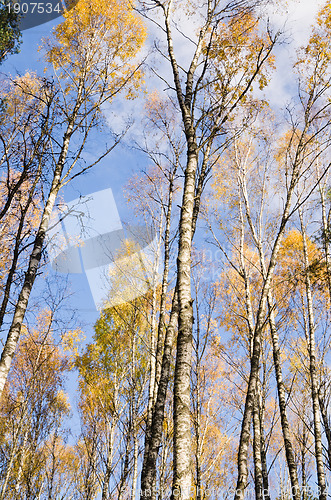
263,0,325,109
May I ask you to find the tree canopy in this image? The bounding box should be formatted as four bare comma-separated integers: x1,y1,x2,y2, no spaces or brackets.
0,1,20,65
1,1,331,500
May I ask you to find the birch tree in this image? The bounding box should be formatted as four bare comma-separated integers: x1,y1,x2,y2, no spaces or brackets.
233,5,331,493
138,2,278,497
0,310,70,499
208,88,331,499
75,296,150,500
0,0,146,397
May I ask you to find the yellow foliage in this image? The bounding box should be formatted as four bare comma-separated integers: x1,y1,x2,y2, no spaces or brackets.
208,12,276,101
295,2,331,89
0,73,44,121
276,229,325,288
215,245,261,346
0,309,71,491
62,328,85,367
43,0,146,98
75,298,150,427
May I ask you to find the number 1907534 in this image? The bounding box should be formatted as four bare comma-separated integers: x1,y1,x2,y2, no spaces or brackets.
6,2,62,14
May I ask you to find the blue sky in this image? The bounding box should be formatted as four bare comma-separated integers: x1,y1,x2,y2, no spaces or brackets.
2,15,153,322
1,0,327,330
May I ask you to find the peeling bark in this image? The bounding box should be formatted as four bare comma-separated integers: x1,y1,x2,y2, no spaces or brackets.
300,210,327,500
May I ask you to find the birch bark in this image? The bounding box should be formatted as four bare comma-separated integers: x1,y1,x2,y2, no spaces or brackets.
299,210,327,500
139,1,279,496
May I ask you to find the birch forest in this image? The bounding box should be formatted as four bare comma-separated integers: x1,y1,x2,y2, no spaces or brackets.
1,0,331,499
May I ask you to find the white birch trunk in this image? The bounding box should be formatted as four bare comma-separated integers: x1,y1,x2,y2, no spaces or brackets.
299,210,327,500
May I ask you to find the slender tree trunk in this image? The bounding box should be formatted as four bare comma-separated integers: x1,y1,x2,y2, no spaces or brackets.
318,393,331,470
236,197,265,500
0,413,28,500
171,126,214,500
145,227,164,448
252,369,269,500
171,148,197,500
259,411,270,500
101,421,115,500
159,5,213,497
267,294,301,500
131,321,139,500
0,179,60,397
0,111,79,397
140,291,178,499
154,176,175,398
158,434,169,500
236,319,265,500
301,424,307,500
235,206,297,499
318,183,331,470
194,343,202,500
256,367,269,500
195,421,202,500
253,387,263,500
147,274,158,427
318,179,331,301
140,150,208,500
237,154,302,500
83,424,99,500
0,73,87,398
0,167,41,331
300,210,327,500
46,431,58,500
118,432,131,500
131,424,139,500
13,426,30,498
238,200,265,500
141,176,174,499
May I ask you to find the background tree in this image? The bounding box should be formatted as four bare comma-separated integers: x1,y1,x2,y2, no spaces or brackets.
0,0,146,397
0,309,71,499
0,0,20,65
74,293,151,500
